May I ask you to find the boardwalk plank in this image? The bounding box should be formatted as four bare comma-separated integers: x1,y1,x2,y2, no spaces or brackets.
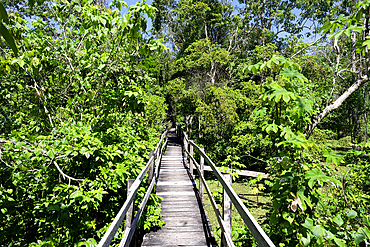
141,128,215,247
142,234,207,246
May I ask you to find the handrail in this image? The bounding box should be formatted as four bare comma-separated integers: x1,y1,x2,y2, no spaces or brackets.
180,126,275,247
185,149,235,247
119,131,169,247
97,123,171,247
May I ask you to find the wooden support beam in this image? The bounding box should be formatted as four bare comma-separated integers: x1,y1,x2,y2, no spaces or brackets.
222,173,232,247
189,141,193,176
199,147,204,202
184,138,188,160
124,179,135,231
148,150,155,185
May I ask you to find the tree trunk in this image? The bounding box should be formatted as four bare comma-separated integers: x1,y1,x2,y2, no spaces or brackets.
350,31,362,144
306,76,368,139
363,89,368,141
261,0,266,47
186,115,193,138
198,115,203,139
354,103,361,143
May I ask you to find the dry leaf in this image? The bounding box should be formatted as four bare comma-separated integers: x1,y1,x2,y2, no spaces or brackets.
291,197,303,212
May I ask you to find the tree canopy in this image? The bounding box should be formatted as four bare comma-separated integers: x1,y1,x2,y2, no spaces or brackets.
0,0,369,246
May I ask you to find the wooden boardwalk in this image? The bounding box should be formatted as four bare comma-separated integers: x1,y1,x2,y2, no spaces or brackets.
141,129,215,247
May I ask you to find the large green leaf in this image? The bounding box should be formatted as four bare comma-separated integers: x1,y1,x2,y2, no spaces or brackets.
280,67,308,82
302,217,314,230
0,16,18,56
0,3,9,24
353,231,366,244
279,126,295,140
333,214,344,227
333,237,346,247
328,29,344,40
295,97,313,116
311,225,325,238
363,38,370,49
301,234,311,246
305,168,342,189
278,133,312,149
264,122,279,133
345,209,357,220
323,150,343,165
297,189,313,210
282,211,294,224
270,88,296,103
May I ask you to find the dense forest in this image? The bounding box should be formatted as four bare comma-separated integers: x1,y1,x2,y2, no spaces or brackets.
0,0,369,246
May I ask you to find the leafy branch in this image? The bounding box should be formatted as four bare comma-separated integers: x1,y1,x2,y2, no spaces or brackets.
0,139,84,183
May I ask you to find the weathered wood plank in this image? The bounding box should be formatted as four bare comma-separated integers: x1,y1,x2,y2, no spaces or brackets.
160,200,198,205
145,231,206,237
158,196,198,201
156,181,193,186
142,235,207,246
156,191,196,196
142,245,206,247
156,226,206,231
161,215,204,221
160,220,204,227
161,208,201,213
143,245,206,247
156,187,195,193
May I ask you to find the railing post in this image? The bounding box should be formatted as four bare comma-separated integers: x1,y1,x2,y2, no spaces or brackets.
148,150,155,185
184,136,188,160
156,141,161,161
199,147,204,202
189,141,193,176
222,173,232,247
124,179,135,231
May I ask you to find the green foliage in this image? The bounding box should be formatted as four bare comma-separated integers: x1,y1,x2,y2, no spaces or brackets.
0,3,18,55
0,112,167,245
2,0,370,245
0,0,168,246
164,0,370,245
320,0,370,54
244,53,369,246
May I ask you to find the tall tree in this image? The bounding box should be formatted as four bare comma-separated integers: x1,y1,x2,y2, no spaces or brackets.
306,0,370,139
152,0,233,55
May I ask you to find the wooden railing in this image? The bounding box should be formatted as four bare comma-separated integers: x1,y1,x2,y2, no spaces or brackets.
97,123,171,247
177,125,275,247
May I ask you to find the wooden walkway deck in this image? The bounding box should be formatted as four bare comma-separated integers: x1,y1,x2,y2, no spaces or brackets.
141,129,215,247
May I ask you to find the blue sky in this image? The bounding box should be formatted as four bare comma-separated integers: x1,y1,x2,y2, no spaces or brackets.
106,0,153,12
122,0,152,6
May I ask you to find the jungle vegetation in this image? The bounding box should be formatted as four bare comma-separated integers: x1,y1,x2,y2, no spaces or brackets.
0,0,369,246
